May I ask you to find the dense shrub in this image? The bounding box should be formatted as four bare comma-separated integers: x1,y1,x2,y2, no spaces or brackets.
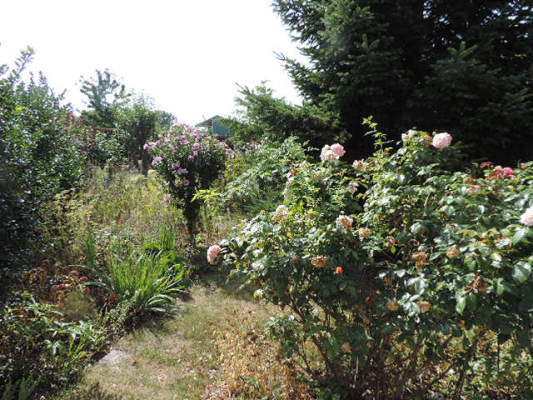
221,124,533,398
0,49,84,285
202,137,310,216
148,121,230,238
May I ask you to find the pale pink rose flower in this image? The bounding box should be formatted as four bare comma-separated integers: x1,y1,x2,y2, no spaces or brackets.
320,145,340,162
330,143,346,157
162,195,171,204
432,132,452,149
402,129,416,142
347,181,358,194
207,245,222,264
520,206,533,227
336,215,353,230
275,205,288,214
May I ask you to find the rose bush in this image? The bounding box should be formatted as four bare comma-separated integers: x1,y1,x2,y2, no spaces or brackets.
218,123,533,398
147,120,230,239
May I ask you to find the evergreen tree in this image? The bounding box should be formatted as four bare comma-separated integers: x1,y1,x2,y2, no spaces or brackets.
272,0,533,162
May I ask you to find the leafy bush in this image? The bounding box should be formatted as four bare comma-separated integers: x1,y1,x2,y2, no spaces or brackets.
0,293,106,396
148,120,230,238
221,125,533,398
0,49,84,286
200,137,310,216
87,230,189,319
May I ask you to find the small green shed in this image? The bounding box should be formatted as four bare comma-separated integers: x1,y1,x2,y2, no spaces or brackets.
197,115,230,138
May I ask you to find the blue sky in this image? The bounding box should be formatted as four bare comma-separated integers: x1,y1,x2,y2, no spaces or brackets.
0,0,304,124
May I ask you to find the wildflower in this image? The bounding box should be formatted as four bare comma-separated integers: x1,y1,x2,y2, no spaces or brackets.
358,227,371,238
347,181,358,194
520,206,533,227
418,301,431,313
335,267,343,274
152,156,163,166
336,215,353,230
207,245,222,264
432,132,452,149
330,143,346,157
163,195,171,204
311,256,327,268
386,300,399,311
341,342,351,353
446,247,460,259
352,160,368,172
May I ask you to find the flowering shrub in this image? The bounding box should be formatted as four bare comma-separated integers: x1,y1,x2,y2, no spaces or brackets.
147,120,230,237
219,125,533,397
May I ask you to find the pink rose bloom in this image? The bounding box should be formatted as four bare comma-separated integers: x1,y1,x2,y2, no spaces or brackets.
432,132,452,149
163,195,171,204
152,156,163,166
490,166,514,179
520,206,533,226
183,180,190,186
503,167,515,178
320,145,339,162
207,245,222,264
330,143,346,157
193,143,201,149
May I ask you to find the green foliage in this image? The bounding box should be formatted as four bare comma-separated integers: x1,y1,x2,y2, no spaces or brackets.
226,84,347,149
79,69,129,128
203,137,310,215
222,126,533,397
86,226,189,319
0,293,106,396
114,93,158,175
1,374,39,400
273,0,533,163
148,121,230,238
0,48,85,286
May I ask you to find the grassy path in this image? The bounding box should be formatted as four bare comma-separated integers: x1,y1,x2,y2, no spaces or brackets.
64,282,274,400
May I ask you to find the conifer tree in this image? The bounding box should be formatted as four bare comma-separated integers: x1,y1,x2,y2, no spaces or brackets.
271,0,533,162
